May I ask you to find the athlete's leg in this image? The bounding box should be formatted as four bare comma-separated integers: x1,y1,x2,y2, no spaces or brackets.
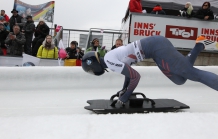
186,43,204,65
140,36,218,90
179,66,218,91
153,57,187,85
140,36,188,85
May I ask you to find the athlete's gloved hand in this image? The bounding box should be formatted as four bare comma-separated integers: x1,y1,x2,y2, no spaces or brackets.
101,46,106,50
142,9,147,13
115,99,125,107
116,88,127,97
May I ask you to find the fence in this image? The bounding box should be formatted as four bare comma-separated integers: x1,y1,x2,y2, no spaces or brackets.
51,28,122,51
84,28,122,51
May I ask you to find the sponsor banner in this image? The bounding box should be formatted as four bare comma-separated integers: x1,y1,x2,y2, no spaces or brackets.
165,25,198,40
14,0,55,22
130,15,218,49
22,54,40,66
0,56,63,66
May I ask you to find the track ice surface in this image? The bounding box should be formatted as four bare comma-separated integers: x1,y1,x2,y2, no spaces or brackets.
0,66,218,139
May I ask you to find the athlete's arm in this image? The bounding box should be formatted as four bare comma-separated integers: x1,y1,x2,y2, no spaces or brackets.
119,64,140,103
104,50,141,103
122,76,130,90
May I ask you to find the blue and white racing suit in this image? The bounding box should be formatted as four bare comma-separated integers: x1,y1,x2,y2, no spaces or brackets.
104,35,218,103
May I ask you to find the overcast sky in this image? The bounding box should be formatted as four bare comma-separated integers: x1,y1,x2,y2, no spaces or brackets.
4,0,129,30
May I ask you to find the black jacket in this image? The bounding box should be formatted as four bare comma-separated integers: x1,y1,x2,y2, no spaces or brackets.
34,23,50,38
5,32,26,56
66,47,84,59
9,15,23,32
23,20,35,36
0,29,9,48
194,8,214,20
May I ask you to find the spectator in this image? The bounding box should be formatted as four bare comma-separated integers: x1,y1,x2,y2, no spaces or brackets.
22,15,35,55
111,39,123,50
37,35,58,59
86,38,106,57
65,41,77,59
0,22,9,55
32,18,50,56
195,2,214,20
129,0,143,13
5,25,26,56
179,2,195,18
66,41,84,59
9,9,24,32
0,16,10,31
0,10,9,22
150,4,166,15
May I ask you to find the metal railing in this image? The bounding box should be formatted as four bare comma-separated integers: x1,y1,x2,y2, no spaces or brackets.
84,28,123,51
51,28,123,51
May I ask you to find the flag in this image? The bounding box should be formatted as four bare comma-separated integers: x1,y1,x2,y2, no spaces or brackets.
22,54,41,66
58,39,66,49
13,0,55,22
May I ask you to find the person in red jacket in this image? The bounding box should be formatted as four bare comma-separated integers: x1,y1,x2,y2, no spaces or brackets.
0,10,9,22
129,0,142,13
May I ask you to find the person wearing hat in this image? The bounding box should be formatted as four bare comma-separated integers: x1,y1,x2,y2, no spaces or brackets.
22,15,35,55
86,38,106,57
0,22,9,55
150,4,166,15
9,9,24,32
32,18,50,56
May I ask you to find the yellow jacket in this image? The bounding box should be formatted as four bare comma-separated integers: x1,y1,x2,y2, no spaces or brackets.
37,45,58,59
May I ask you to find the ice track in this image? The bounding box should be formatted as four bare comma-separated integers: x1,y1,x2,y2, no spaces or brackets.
0,66,218,139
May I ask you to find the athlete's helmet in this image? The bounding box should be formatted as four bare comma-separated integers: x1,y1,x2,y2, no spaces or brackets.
82,51,105,76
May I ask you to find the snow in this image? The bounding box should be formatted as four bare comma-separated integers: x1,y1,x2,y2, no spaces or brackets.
0,66,218,139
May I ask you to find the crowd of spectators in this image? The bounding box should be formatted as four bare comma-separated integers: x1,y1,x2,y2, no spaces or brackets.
0,9,52,58
0,1,217,63
0,9,101,62
128,0,216,20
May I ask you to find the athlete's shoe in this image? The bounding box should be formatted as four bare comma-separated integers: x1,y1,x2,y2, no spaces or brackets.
196,36,218,50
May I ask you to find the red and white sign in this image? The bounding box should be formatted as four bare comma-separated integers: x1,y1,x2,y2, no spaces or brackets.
133,22,161,36
165,25,198,40
129,14,218,49
201,28,218,42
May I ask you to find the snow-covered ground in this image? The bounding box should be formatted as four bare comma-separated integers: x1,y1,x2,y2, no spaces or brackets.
0,66,218,139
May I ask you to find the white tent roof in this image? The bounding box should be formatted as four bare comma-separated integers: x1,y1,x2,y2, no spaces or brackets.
141,0,218,13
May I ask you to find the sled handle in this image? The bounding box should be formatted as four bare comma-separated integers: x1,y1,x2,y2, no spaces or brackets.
144,98,156,105
110,92,146,100
133,92,146,98
110,94,118,100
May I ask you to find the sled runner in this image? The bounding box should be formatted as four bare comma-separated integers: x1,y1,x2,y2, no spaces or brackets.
84,92,190,114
